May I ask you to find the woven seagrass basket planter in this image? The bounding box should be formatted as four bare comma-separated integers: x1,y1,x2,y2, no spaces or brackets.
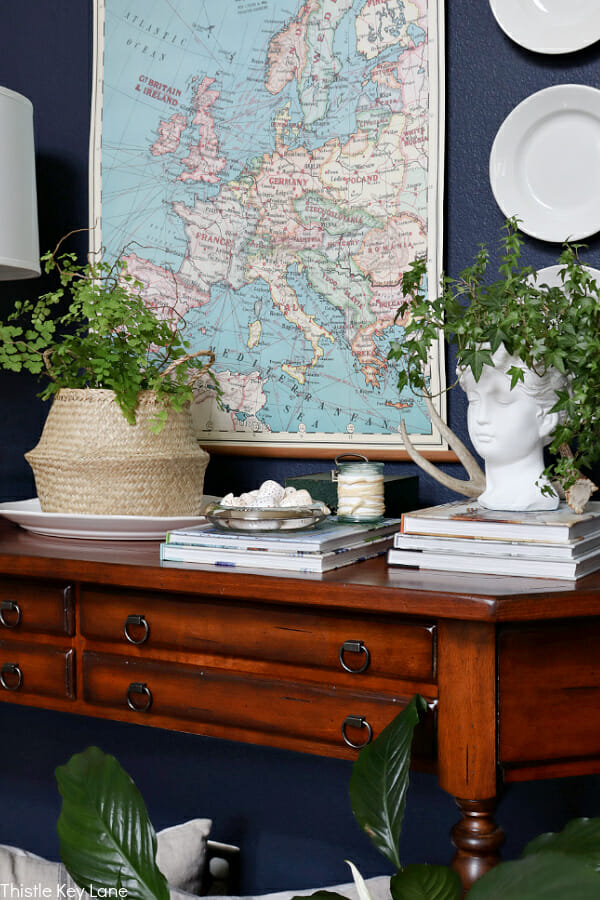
25,388,210,516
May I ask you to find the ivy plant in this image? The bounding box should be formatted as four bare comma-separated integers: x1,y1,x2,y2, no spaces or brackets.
0,233,216,431
388,218,600,490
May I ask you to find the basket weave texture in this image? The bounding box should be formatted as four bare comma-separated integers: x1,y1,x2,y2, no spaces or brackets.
25,388,210,516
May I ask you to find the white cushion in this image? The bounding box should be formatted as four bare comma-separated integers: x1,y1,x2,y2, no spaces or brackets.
0,818,212,899
0,837,390,900
0,844,57,893
194,875,391,900
156,818,212,894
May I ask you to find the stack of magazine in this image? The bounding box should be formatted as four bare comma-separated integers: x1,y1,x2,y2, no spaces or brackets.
161,517,402,574
387,500,600,580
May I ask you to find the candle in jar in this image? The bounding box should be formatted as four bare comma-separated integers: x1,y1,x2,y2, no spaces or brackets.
336,460,384,522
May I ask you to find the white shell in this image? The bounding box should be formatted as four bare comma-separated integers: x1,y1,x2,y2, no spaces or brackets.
290,488,313,506
219,480,315,509
256,479,286,502
254,495,279,508
280,493,301,507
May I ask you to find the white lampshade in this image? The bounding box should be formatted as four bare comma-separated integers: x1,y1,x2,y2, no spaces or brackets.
0,86,40,280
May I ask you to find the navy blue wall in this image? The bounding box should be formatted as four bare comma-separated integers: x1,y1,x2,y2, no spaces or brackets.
1,1,600,894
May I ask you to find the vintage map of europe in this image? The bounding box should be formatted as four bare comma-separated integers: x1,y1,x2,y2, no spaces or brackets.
92,0,444,452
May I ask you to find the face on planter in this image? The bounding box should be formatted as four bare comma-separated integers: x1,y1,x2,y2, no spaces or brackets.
465,365,546,466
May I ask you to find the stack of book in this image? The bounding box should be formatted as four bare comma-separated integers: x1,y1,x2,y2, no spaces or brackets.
387,500,600,580
161,517,402,574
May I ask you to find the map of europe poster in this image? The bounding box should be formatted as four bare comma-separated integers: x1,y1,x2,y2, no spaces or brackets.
91,0,446,455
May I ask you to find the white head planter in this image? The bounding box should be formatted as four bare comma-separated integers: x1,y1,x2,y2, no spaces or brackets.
458,345,568,511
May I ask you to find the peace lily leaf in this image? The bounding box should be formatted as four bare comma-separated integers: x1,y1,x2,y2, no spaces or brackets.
390,865,462,900
349,695,427,871
56,746,169,900
467,852,600,899
522,817,600,868
345,860,373,900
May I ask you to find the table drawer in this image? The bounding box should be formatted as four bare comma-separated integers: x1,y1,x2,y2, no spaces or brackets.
80,588,436,686
0,640,75,700
499,621,600,766
82,650,433,756
0,579,74,636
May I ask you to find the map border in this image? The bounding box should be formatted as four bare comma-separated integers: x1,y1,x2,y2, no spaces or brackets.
89,0,449,460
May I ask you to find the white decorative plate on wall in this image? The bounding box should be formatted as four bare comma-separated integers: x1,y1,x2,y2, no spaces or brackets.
489,0,600,54
0,498,216,540
490,85,600,242
533,264,600,292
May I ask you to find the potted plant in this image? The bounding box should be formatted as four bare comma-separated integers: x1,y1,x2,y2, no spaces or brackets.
0,232,217,516
389,219,600,513
53,702,600,899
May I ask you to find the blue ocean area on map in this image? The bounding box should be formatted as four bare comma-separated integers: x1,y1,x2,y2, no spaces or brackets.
96,0,442,449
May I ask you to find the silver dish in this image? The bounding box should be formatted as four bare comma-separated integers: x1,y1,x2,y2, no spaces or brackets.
205,503,329,533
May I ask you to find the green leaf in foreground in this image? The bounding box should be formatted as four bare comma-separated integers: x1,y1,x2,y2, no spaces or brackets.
521,817,600,869
56,746,169,900
467,851,600,900
390,864,462,900
349,695,427,871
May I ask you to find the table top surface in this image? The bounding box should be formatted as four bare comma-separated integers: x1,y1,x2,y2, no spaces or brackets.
0,519,599,622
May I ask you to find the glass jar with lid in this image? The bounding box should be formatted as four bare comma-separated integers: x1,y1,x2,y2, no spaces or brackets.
335,453,385,523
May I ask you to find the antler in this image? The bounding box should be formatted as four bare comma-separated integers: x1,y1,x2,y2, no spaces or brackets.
400,394,486,498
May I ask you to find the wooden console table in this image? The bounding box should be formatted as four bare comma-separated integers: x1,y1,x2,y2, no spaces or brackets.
0,519,599,891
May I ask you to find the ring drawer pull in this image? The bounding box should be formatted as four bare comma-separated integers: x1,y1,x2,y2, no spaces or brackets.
341,715,373,749
0,663,23,691
124,614,150,645
126,681,152,712
0,601,22,629
339,640,370,674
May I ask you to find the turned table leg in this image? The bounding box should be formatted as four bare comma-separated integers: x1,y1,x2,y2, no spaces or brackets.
450,797,505,890
437,620,501,892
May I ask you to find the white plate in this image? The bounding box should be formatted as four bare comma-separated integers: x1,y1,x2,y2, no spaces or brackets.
0,498,214,540
490,85,600,242
533,264,600,291
489,0,600,54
